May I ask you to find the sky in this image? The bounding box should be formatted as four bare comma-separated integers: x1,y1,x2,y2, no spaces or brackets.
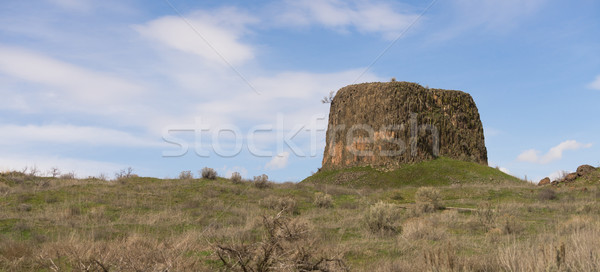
0,0,598,182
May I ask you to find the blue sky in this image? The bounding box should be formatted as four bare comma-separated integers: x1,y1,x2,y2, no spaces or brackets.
0,0,599,182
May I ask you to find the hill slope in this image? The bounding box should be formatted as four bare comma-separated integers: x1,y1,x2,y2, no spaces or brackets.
303,157,523,188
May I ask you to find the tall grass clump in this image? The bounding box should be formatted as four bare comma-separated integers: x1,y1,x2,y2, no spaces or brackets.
200,167,217,180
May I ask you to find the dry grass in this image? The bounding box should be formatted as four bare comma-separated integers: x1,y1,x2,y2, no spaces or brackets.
0,170,599,271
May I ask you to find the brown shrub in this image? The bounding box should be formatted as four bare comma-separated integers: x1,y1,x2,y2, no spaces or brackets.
253,174,271,189
216,214,348,271
259,196,297,214
178,170,193,180
200,167,217,180
364,201,402,235
415,187,442,212
230,172,242,184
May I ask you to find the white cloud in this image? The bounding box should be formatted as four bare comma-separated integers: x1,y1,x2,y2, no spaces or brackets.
434,0,546,40
588,75,600,90
0,46,142,105
134,8,257,65
265,152,290,170
0,124,161,147
276,0,420,39
499,167,511,175
221,166,249,179
517,140,593,164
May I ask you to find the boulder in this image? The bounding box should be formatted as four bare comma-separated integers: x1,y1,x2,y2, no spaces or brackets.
565,173,578,182
538,177,550,186
576,165,596,177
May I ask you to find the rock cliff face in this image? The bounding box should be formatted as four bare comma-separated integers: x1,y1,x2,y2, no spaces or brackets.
321,82,488,170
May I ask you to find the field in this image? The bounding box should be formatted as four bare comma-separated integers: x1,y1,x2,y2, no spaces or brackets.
1,158,599,271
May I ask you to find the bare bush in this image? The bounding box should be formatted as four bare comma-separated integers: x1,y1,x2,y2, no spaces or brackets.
60,172,76,180
49,167,60,178
415,187,442,212
364,201,402,235
114,167,134,181
230,172,242,184
401,217,446,241
216,214,348,271
200,167,217,180
178,171,193,180
313,192,334,208
253,174,271,189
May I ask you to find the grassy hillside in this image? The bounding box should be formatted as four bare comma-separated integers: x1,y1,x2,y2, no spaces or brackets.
303,157,523,188
0,166,599,271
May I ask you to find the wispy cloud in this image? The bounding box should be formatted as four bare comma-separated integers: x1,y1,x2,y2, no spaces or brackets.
588,75,600,90
0,124,161,147
517,140,592,164
134,7,257,65
0,45,142,107
275,0,420,40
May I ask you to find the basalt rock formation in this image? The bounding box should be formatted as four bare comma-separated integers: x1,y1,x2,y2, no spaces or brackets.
321,82,488,170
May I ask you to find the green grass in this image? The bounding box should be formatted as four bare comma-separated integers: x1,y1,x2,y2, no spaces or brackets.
303,157,523,188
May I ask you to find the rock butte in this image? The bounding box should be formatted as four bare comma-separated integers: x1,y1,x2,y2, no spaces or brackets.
321,81,488,170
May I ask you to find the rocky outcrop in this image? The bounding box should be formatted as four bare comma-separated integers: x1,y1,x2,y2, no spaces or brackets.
551,165,597,186
321,82,488,170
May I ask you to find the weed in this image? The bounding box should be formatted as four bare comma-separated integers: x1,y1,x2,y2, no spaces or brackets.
230,172,242,184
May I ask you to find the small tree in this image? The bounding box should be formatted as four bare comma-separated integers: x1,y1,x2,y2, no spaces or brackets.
201,167,217,180
321,91,335,104
49,167,60,178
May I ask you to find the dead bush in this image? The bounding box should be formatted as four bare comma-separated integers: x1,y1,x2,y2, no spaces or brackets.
365,201,402,235
178,170,193,180
401,217,446,241
313,192,333,208
216,214,348,271
200,167,217,180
